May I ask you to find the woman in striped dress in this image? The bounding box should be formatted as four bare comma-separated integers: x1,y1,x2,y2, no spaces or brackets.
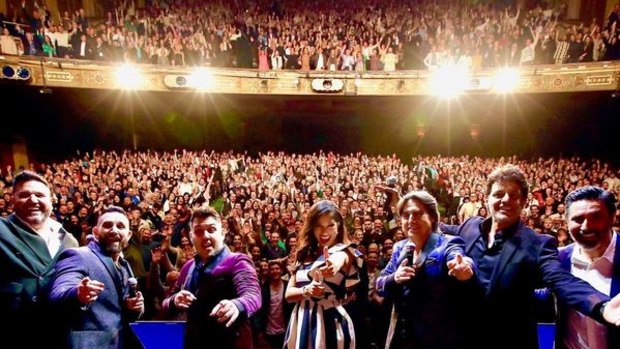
284,200,362,349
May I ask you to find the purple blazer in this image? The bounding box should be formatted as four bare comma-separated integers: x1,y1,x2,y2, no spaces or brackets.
162,247,261,349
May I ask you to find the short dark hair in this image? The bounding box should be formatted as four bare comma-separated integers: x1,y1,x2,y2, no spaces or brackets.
268,260,282,268
190,206,221,225
565,186,617,217
12,170,49,191
486,165,528,200
97,205,128,225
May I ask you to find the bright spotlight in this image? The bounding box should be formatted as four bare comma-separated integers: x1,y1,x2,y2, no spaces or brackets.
115,65,143,90
429,65,469,99
493,68,520,93
189,68,215,91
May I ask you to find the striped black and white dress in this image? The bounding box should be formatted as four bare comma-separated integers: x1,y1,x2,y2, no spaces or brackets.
283,243,363,349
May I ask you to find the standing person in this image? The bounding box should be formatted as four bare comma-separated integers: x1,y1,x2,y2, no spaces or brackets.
49,206,144,349
257,260,293,348
376,191,479,349
162,207,261,349
0,170,78,349
554,186,620,349
283,200,363,349
441,165,620,349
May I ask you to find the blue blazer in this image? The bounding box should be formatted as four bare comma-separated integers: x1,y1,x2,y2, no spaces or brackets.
554,234,620,349
50,241,142,349
443,217,609,349
376,232,481,349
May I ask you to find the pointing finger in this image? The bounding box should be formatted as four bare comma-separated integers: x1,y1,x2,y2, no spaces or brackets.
210,302,223,316
323,246,331,264
313,270,322,283
455,254,463,265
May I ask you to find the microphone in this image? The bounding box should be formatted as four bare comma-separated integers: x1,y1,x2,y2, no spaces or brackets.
128,277,139,298
405,243,416,266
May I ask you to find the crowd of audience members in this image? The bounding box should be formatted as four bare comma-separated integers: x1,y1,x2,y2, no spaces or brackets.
1,0,620,71
1,149,619,347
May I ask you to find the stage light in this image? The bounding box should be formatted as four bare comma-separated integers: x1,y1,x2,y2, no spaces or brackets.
115,65,143,90
188,68,215,91
429,65,469,99
493,68,520,93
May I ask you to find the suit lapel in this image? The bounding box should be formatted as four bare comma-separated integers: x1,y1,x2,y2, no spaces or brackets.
7,214,52,268
89,242,123,297
488,234,521,296
415,232,440,268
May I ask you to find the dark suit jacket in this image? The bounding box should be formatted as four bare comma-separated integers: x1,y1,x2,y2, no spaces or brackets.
443,217,609,349
376,232,481,349
554,235,620,349
0,214,77,348
50,241,142,349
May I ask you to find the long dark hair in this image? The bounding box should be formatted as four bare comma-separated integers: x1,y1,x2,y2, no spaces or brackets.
295,200,349,264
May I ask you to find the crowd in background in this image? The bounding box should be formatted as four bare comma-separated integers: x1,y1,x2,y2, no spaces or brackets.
2,0,620,70
0,149,618,347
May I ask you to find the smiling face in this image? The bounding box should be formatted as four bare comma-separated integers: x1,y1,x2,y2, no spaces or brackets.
313,214,338,248
190,215,224,261
568,199,613,253
12,180,53,230
94,211,131,257
400,198,434,241
488,180,525,231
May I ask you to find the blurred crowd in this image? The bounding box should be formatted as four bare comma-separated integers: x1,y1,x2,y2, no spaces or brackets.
2,0,620,70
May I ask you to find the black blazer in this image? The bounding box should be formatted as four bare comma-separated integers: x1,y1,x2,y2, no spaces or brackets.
443,217,608,349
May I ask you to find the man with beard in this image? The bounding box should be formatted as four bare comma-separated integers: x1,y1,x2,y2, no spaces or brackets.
50,206,144,349
0,170,78,349
553,186,620,349
441,166,620,349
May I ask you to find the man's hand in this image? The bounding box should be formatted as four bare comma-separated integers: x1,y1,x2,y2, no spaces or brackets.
125,291,145,313
77,277,105,304
603,293,620,326
447,253,474,281
173,290,196,309
394,258,416,284
210,299,240,327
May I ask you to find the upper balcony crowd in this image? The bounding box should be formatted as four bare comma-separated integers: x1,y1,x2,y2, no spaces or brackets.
1,0,620,71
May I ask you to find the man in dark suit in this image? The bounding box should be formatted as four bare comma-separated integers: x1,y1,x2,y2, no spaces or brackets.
376,190,480,349
442,165,620,349
50,206,144,349
554,186,620,349
0,170,78,349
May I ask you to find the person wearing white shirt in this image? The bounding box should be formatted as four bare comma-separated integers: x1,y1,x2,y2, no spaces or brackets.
555,186,620,349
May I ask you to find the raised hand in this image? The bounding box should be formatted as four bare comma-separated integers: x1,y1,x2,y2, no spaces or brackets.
447,253,474,281
394,258,416,284
319,246,338,278
77,276,105,304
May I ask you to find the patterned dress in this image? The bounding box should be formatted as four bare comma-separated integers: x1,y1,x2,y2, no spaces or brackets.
284,243,362,349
